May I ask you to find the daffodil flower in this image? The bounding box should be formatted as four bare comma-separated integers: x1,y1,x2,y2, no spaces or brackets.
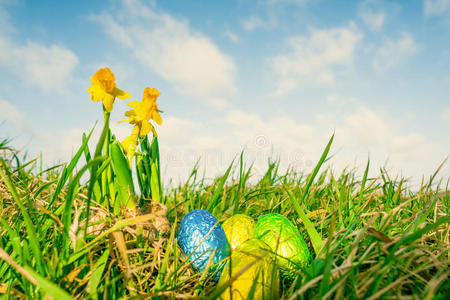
119,87,163,161
88,67,131,112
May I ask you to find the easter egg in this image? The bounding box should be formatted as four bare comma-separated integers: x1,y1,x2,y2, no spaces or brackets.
222,214,255,250
254,213,311,279
218,239,279,300
177,209,230,280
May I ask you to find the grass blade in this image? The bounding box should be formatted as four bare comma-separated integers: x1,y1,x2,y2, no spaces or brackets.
24,266,72,300
61,156,107,257
207,160,234,212
89,249,110,298
284,134,334,256
0,160,45,275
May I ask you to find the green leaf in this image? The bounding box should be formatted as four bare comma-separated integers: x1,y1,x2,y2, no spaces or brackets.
110,141,136,210
135,154,148,198
150,137,162,201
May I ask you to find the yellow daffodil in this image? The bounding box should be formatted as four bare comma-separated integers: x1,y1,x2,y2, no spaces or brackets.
119,87,163,158
121,125,140,160
88,67,131,112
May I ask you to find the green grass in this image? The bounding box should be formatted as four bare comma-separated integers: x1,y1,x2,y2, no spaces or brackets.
0,136,449,299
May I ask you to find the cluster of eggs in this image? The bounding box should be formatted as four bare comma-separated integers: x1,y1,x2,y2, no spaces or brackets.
176,210,311,299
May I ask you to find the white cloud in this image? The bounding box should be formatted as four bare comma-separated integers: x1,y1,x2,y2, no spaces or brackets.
242,0,307,32
391,133,426,152
270,25,363,95
442,107,450,121
263,0,310,5
343,106,427,157
322,103,449,186
0,98,25,129
424,0,450,16
225,30,240,43
4,94,446,188
359,9,386,31
36,127,86,164
92,0,236,108
372,33,418,72
357,0,387,31
241,15,277,31
345,106,389,145
0,1,15,35
326,95,338,104
0,7,78,92
150,104,449,187
225,110,315,149
9,41,78,91
111,110,319,182
0,99,90,166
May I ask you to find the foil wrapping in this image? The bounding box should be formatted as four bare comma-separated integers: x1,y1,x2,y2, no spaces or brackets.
222,214,255,250
218,239,279,300
254,213,311,279
177,209,230,281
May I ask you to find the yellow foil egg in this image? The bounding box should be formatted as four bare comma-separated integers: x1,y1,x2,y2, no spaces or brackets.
217,239,279,300
222,214,255,250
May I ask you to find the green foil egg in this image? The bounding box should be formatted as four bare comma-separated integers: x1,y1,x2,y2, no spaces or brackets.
254,213,311,279
222,214,255,250
218,239,279,300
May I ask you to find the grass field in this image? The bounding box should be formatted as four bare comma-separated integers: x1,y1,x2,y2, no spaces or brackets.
0,68,448,299
0,133,448,299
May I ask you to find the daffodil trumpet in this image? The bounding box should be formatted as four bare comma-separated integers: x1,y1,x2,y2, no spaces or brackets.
88,67,131,112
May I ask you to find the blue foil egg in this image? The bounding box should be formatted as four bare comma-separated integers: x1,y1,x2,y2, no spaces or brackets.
177,209,230,281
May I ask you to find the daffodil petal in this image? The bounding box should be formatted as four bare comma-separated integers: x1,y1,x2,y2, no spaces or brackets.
102,94,115,112
121,136,135,154
125,110,137,118
88,85,104,102
90,75,96,86
121,126,139,155
127,101,141,108
114,88,131,99
121,136,131,153
152,110,163,125
131,124,140,137
140,120,153,137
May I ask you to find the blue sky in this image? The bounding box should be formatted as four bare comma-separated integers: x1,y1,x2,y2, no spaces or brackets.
0,0,449,186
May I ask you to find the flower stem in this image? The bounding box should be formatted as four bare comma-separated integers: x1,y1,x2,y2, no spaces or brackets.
95,109,111,157
84,107,111,237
